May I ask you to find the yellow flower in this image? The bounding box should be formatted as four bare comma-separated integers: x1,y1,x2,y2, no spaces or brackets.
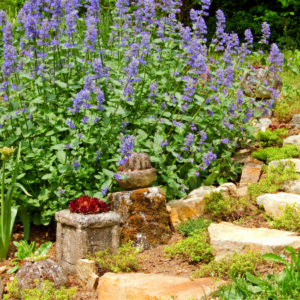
0,147,15,161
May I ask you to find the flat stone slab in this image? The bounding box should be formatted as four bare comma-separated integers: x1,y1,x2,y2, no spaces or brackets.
268,159,300,173
167,183,237,226
97,273,225,300
284,135,300,147
257,193,300,217
208,222,300,261
240,158,263,186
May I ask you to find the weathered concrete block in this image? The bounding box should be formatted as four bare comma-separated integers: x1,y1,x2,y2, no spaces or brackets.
55,210,121,274
108,187,172,250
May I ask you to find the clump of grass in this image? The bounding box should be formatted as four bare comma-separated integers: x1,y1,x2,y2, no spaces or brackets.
88,240,141,273
4,278,77,300
251,145,300,164
193,251,264,280
204,191,252,221
255,128,288,148
176,217,213,237
268,203,300,232
164,230,212,263
248,161,299,200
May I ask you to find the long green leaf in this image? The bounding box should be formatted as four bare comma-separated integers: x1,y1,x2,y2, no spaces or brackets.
262,253,288,265
17,206,30,241
36,241,52,256
13,183,32,197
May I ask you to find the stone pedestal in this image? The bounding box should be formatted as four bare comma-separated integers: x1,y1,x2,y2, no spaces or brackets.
55,210,121,274
108,187,172,250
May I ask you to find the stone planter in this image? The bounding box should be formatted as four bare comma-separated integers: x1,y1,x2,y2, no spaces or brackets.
116,168,156,190
55,210,121,274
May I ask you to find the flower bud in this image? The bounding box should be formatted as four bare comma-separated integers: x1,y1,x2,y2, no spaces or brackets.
0,147,15,161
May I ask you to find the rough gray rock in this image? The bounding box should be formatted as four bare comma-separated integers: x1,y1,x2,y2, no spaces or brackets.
291,114,300,129
16,259,68,291
241,68,282,99
55,210,121,274
284,135,300,148
283,179,300,194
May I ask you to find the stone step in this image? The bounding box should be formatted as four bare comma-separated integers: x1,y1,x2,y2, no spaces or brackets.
208,222,300,261
284,135,300,147
239,158,263,187
97,273,225,300
257,193,300,217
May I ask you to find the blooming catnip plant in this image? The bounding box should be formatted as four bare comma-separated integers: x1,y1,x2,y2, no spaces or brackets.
0,0,282,225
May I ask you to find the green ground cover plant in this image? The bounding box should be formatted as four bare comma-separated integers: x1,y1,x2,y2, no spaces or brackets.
248,161,299,200
268,203,300,232
4,278,77,300
255,127,288,148
176,217,213,236
0,0,283,224
216,246,300,300
88,240,141,273
204,191,251,221
251,144,300,163
193,250,264,280
164,229,212,262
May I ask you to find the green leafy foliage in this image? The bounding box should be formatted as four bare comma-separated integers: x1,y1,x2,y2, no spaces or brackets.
176,217,213,237
8,240,52,274
251,145,300,163
4,278,77,300
204,191,251,221
215,157,242,186
193,251,264,279
0,0,282,224
88,240,141,273
268,203,300,232
248,161,299,200
255,128,288,147
216,246,300,299
164,230,212,262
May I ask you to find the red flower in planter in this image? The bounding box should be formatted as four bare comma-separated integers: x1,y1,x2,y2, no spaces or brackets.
69,195,109,214
268,124,287,132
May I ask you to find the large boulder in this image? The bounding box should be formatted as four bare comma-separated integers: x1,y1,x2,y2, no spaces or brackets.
16,259,68,291
167,183,237,226
108,187,172,250
208,222,300,261
97,273,225,300
241,68,282,99
257,193,300,217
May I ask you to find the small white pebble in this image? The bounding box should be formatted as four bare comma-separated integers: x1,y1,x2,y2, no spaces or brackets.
9,277,14,281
